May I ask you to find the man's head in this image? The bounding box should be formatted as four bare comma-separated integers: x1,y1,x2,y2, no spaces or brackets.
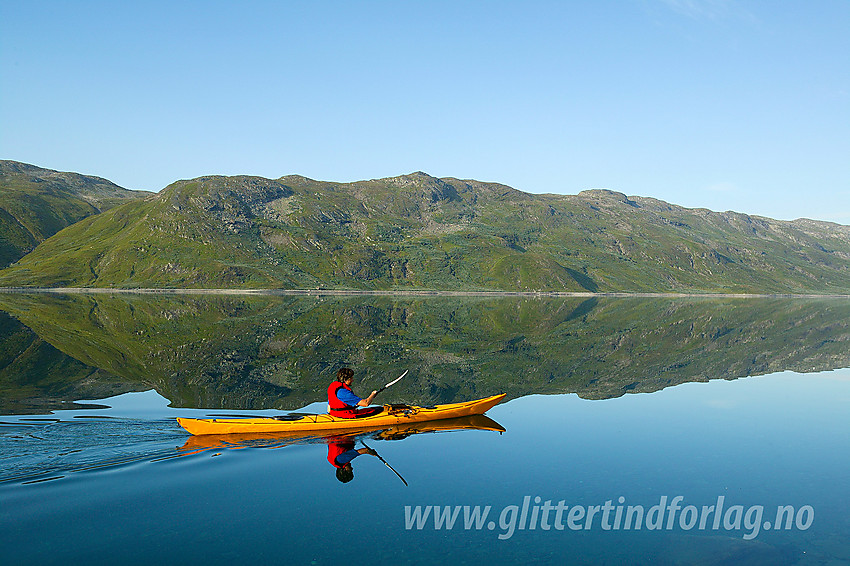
336,463,355,483
336,367,354,385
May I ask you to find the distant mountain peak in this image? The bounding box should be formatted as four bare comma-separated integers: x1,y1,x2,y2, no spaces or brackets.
0,160,148,268
374,171,441,187
0,160,50,175
579,188,627,198
577,188,642,209
278,174,319,185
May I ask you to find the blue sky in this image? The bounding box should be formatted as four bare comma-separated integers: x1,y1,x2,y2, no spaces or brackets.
2,1,848,224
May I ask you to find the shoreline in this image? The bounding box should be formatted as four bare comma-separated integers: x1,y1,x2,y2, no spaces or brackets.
1,287,849,299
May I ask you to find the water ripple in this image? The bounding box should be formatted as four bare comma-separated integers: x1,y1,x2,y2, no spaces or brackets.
0,417,188,485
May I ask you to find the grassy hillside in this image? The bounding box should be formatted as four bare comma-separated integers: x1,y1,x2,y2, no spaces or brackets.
0,161,148,267
1,170,849,293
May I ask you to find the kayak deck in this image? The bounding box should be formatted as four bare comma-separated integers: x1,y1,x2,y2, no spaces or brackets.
177,393,506,436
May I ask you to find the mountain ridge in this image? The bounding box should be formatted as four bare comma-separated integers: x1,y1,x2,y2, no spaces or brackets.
0,160,149,268
1,163,848,293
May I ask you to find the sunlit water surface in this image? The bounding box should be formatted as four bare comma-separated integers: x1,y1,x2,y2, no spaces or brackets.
2,370,849,565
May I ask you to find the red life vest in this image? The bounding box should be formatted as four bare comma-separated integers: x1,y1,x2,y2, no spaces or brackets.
327,381,383,419
327,437,356,468
328,380,358,418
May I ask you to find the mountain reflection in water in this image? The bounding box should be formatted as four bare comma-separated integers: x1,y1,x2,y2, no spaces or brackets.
1,292,849,413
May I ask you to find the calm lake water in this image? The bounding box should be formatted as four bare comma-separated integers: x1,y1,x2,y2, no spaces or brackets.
1,293,849,565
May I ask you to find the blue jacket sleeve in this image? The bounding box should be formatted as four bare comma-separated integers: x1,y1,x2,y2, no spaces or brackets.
336,388,362,407
335,449,361,466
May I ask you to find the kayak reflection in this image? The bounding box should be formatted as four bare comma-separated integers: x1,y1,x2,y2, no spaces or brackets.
177,414,505,484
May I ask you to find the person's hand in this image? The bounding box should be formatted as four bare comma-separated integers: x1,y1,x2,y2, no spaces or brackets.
366,448,378,456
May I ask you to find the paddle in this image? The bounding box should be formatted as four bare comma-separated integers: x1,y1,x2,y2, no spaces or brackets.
362,440,408,486
375,369,408,395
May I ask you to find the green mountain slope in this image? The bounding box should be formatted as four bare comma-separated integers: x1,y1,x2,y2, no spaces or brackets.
1,170,849,293
0,161,149,268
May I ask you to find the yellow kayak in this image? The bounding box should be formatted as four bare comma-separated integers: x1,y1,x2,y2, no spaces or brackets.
177,393,506,436
177,414,506,452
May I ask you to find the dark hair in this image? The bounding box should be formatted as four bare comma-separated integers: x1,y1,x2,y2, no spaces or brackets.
336,465,354,483
336,368,354,381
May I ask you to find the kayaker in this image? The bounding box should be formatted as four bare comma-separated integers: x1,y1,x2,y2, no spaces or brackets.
327,436,377,483
327,367,381,418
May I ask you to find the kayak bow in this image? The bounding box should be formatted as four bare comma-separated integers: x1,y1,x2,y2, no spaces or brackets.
177,393,506,436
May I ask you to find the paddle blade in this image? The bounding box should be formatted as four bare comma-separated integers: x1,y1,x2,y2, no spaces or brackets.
378,369,408,393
